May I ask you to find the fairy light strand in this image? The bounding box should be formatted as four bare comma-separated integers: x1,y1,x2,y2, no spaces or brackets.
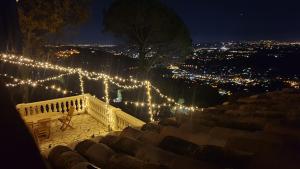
0,73,75,95
124,101,171,109
146,81,154,121
6,72,73,87
0,53,198,114
79,71,85,94
103,76,109,105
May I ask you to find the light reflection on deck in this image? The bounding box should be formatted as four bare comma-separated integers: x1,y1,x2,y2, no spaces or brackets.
39,114,108,154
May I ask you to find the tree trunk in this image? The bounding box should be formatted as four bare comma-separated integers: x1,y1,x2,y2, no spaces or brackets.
19,35,34,103
137,47,152,79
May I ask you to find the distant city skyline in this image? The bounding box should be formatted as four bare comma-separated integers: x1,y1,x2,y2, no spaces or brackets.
63,0,300,44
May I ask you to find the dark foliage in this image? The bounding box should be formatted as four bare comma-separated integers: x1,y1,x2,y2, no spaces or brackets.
103,0,192,74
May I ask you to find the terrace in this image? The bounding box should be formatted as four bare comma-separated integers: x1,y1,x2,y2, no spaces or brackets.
16,93,145,153
0,53,196,157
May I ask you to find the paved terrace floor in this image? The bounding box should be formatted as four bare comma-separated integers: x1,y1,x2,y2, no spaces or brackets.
38,114,108,154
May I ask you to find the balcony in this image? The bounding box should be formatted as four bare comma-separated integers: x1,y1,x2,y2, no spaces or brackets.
16,94,145,153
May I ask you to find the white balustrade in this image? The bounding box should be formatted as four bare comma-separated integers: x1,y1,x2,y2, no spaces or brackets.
85,94,145,130
113,109,145,130
85,94,111,127
16,94,88,117
16,93,146,131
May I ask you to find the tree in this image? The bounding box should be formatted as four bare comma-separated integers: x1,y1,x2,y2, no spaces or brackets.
16,0,90,102
103,0,192,76
17,0,90,56
0,0,21,53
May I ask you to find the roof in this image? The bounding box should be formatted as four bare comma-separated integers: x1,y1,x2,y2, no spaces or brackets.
46,88,300,169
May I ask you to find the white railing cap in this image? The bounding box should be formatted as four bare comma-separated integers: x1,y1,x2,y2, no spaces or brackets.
16,94,89,107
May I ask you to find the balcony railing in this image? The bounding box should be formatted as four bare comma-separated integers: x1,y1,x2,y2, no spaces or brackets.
16,94,145,131
16,95,87,117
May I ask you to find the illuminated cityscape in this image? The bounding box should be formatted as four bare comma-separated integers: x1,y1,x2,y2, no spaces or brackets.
48,40,300,97
165,41,300,96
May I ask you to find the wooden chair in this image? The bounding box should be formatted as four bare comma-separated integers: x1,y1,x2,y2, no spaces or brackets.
34,118,51,142
58,106,75,131
26,122,38,143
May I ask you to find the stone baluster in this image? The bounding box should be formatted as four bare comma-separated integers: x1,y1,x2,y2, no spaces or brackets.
74,99,78,110
73,99,78,113
79,98,83,111
34,106,38,114
53,103,58,112
66,100,69,112
29,106,34,115
61,101,65,112
58,102,62,112
47,104,52,113
39,105,43,114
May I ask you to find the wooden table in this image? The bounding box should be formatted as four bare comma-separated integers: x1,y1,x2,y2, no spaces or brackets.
23,112,63,123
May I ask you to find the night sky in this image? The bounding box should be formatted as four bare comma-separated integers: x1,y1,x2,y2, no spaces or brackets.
66,0,300,44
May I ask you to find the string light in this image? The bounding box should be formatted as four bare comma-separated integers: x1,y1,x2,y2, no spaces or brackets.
151,85,197,111
102,75,113,131
145,81,154,121
122,100,195,112
123,100,172,108
79,71,85,94
5,72,73,87
109,79,145,89
0,53,199,116
103,76,109,105
0,73,75,95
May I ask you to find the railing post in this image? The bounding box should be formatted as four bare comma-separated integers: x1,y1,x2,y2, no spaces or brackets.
83,94,88,113
110,108,120,130
16,104,26,116
103,76,109,105
146,81,154,121
79,71,85,94
103,76,112,131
